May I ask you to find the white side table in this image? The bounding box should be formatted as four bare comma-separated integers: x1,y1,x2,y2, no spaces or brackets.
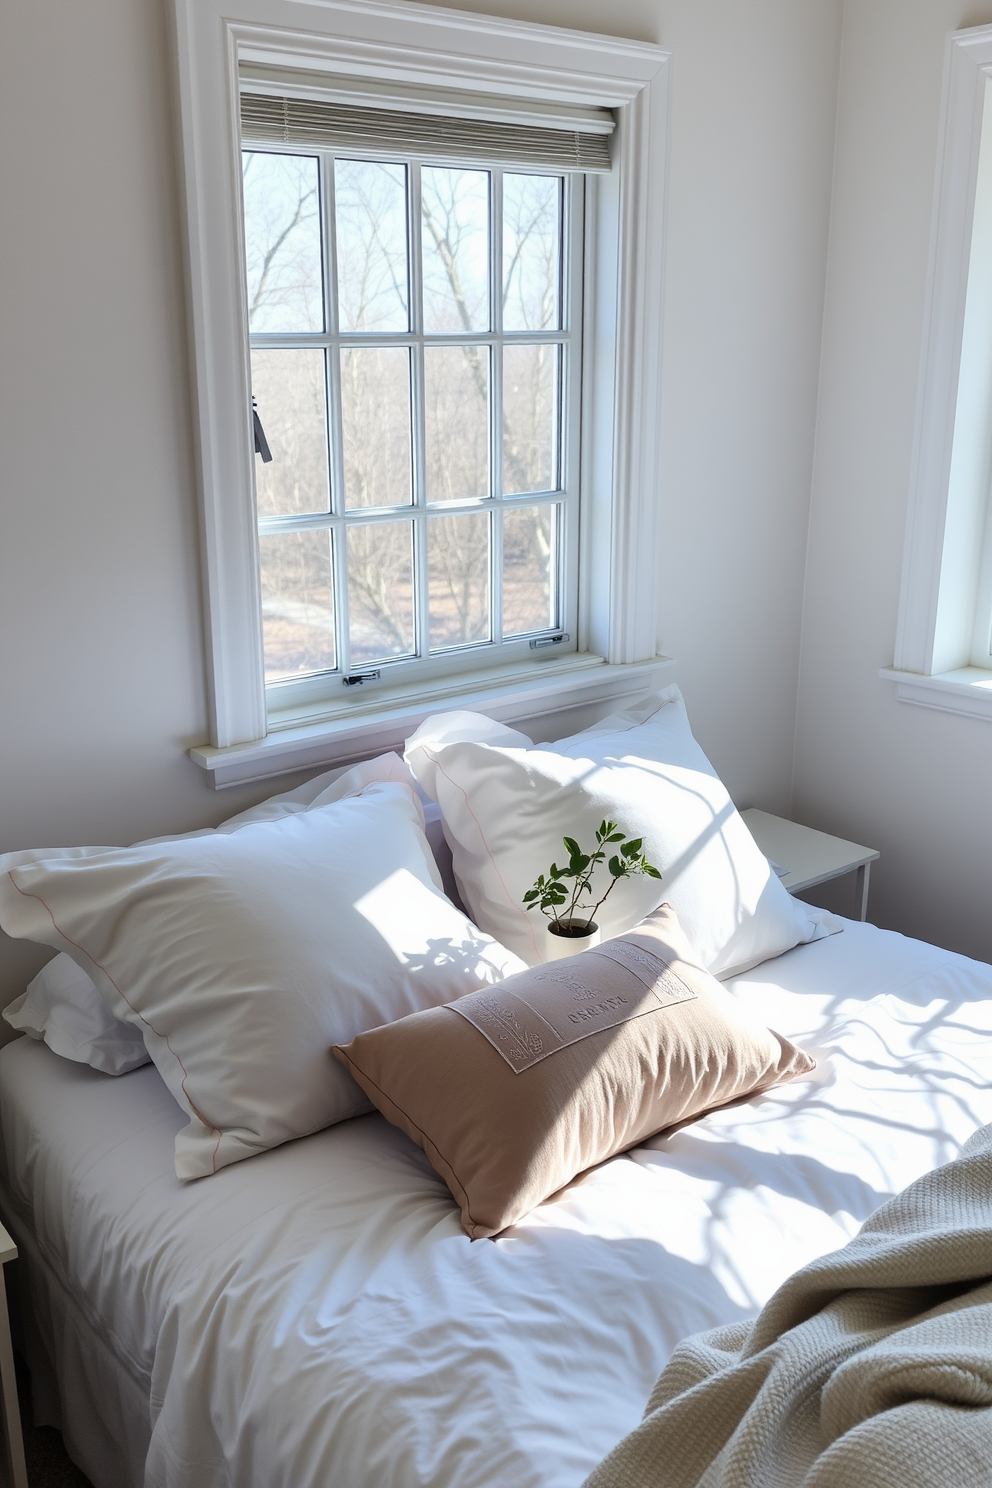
741,809,880,922
0,1223,26,1488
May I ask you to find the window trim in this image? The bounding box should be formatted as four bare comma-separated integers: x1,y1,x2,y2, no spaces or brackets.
886,23,992,719
171,0,671,772
190,653,677,788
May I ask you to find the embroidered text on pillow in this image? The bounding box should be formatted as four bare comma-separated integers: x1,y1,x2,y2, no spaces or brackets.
449,953,697,1074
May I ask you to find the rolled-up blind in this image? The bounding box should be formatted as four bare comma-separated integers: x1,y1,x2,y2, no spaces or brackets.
239,87,613,174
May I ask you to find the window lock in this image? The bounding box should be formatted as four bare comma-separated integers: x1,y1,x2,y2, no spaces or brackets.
251,397,272,464
342,670,382,688
529,633,569,650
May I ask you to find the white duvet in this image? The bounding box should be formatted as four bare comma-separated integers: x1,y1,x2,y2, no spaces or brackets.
2,918,992,1487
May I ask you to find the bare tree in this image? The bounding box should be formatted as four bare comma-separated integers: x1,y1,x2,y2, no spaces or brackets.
243,153,321,331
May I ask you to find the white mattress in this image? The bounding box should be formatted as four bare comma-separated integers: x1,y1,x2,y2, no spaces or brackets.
2,918,992,1488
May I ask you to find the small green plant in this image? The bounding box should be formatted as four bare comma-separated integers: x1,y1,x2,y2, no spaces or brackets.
522,820,662,935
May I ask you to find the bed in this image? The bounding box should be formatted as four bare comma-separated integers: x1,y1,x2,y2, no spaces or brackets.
2,914,991,1488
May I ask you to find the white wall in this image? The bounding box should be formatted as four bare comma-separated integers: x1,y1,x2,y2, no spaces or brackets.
792,0,992,962
0,0,842,1008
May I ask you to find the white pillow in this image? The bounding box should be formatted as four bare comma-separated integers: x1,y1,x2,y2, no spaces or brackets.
405,685,840,977
0,777,524,1180
4,954,150,1075
0,753,422,1077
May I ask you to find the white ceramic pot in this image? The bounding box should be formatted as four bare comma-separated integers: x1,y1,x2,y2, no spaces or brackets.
543,918,601,961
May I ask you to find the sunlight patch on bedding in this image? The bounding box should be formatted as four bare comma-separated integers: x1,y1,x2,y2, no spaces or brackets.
355,868,516,983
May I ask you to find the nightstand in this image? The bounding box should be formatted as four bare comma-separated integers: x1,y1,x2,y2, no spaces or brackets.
0,1222,27,1488
741,809,880,922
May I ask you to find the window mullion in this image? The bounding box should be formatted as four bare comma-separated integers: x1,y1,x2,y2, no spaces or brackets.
258,512,337,536
559,172,583,643
249,331,570,347
490,167,504,645
258,490,568,542
408,162,430,660
324,154,351,676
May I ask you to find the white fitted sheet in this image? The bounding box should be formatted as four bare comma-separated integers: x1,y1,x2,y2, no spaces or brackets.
2,918,992,1488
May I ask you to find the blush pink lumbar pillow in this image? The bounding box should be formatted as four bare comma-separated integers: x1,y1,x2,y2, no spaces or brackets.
334,902,815,1239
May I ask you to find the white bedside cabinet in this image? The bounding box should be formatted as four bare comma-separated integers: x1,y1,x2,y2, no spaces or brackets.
741,809,880,922
0,1222,27,1488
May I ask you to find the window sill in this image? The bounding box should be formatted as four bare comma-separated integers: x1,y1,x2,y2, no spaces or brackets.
880,665,992,720
190,653,676,788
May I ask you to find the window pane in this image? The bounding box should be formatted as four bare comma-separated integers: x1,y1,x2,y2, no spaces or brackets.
503,344,558,495
503,505,556,636
421,167,489,333
335,160,409,333
242,152,323,334
502,174,562,331
347,521,415,663
340,347,412,508
251,349,330,517
424,346,489,502
428,513,490,650
259,530,335,681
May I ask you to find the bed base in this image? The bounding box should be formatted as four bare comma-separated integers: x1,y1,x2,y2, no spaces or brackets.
0,1200,148,1488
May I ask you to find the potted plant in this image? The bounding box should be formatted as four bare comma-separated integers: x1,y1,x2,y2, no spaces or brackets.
522,820,662,960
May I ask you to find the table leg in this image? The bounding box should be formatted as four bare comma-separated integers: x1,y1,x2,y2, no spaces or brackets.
855,862,871,922
0,1275,27,1488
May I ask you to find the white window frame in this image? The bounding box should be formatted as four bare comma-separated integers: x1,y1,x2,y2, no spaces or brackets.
884,23,992,722
172,0,673,785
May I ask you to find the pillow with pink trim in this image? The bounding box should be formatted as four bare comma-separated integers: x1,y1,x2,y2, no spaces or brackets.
1,754,424,1077
0,764,524,1179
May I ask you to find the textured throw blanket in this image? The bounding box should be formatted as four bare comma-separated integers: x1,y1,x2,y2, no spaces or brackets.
585,1124,992,1488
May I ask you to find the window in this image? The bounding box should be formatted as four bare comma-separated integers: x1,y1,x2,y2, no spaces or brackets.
172,0,671,785
886,23,992,720
243,141,581,713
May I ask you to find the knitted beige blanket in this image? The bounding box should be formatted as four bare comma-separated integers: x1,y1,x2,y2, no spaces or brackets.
585,1125,992,1488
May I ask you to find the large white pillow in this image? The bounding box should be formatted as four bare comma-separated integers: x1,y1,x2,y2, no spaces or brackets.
0,754,422,1077
0,777,524,1180
405,685,840,976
